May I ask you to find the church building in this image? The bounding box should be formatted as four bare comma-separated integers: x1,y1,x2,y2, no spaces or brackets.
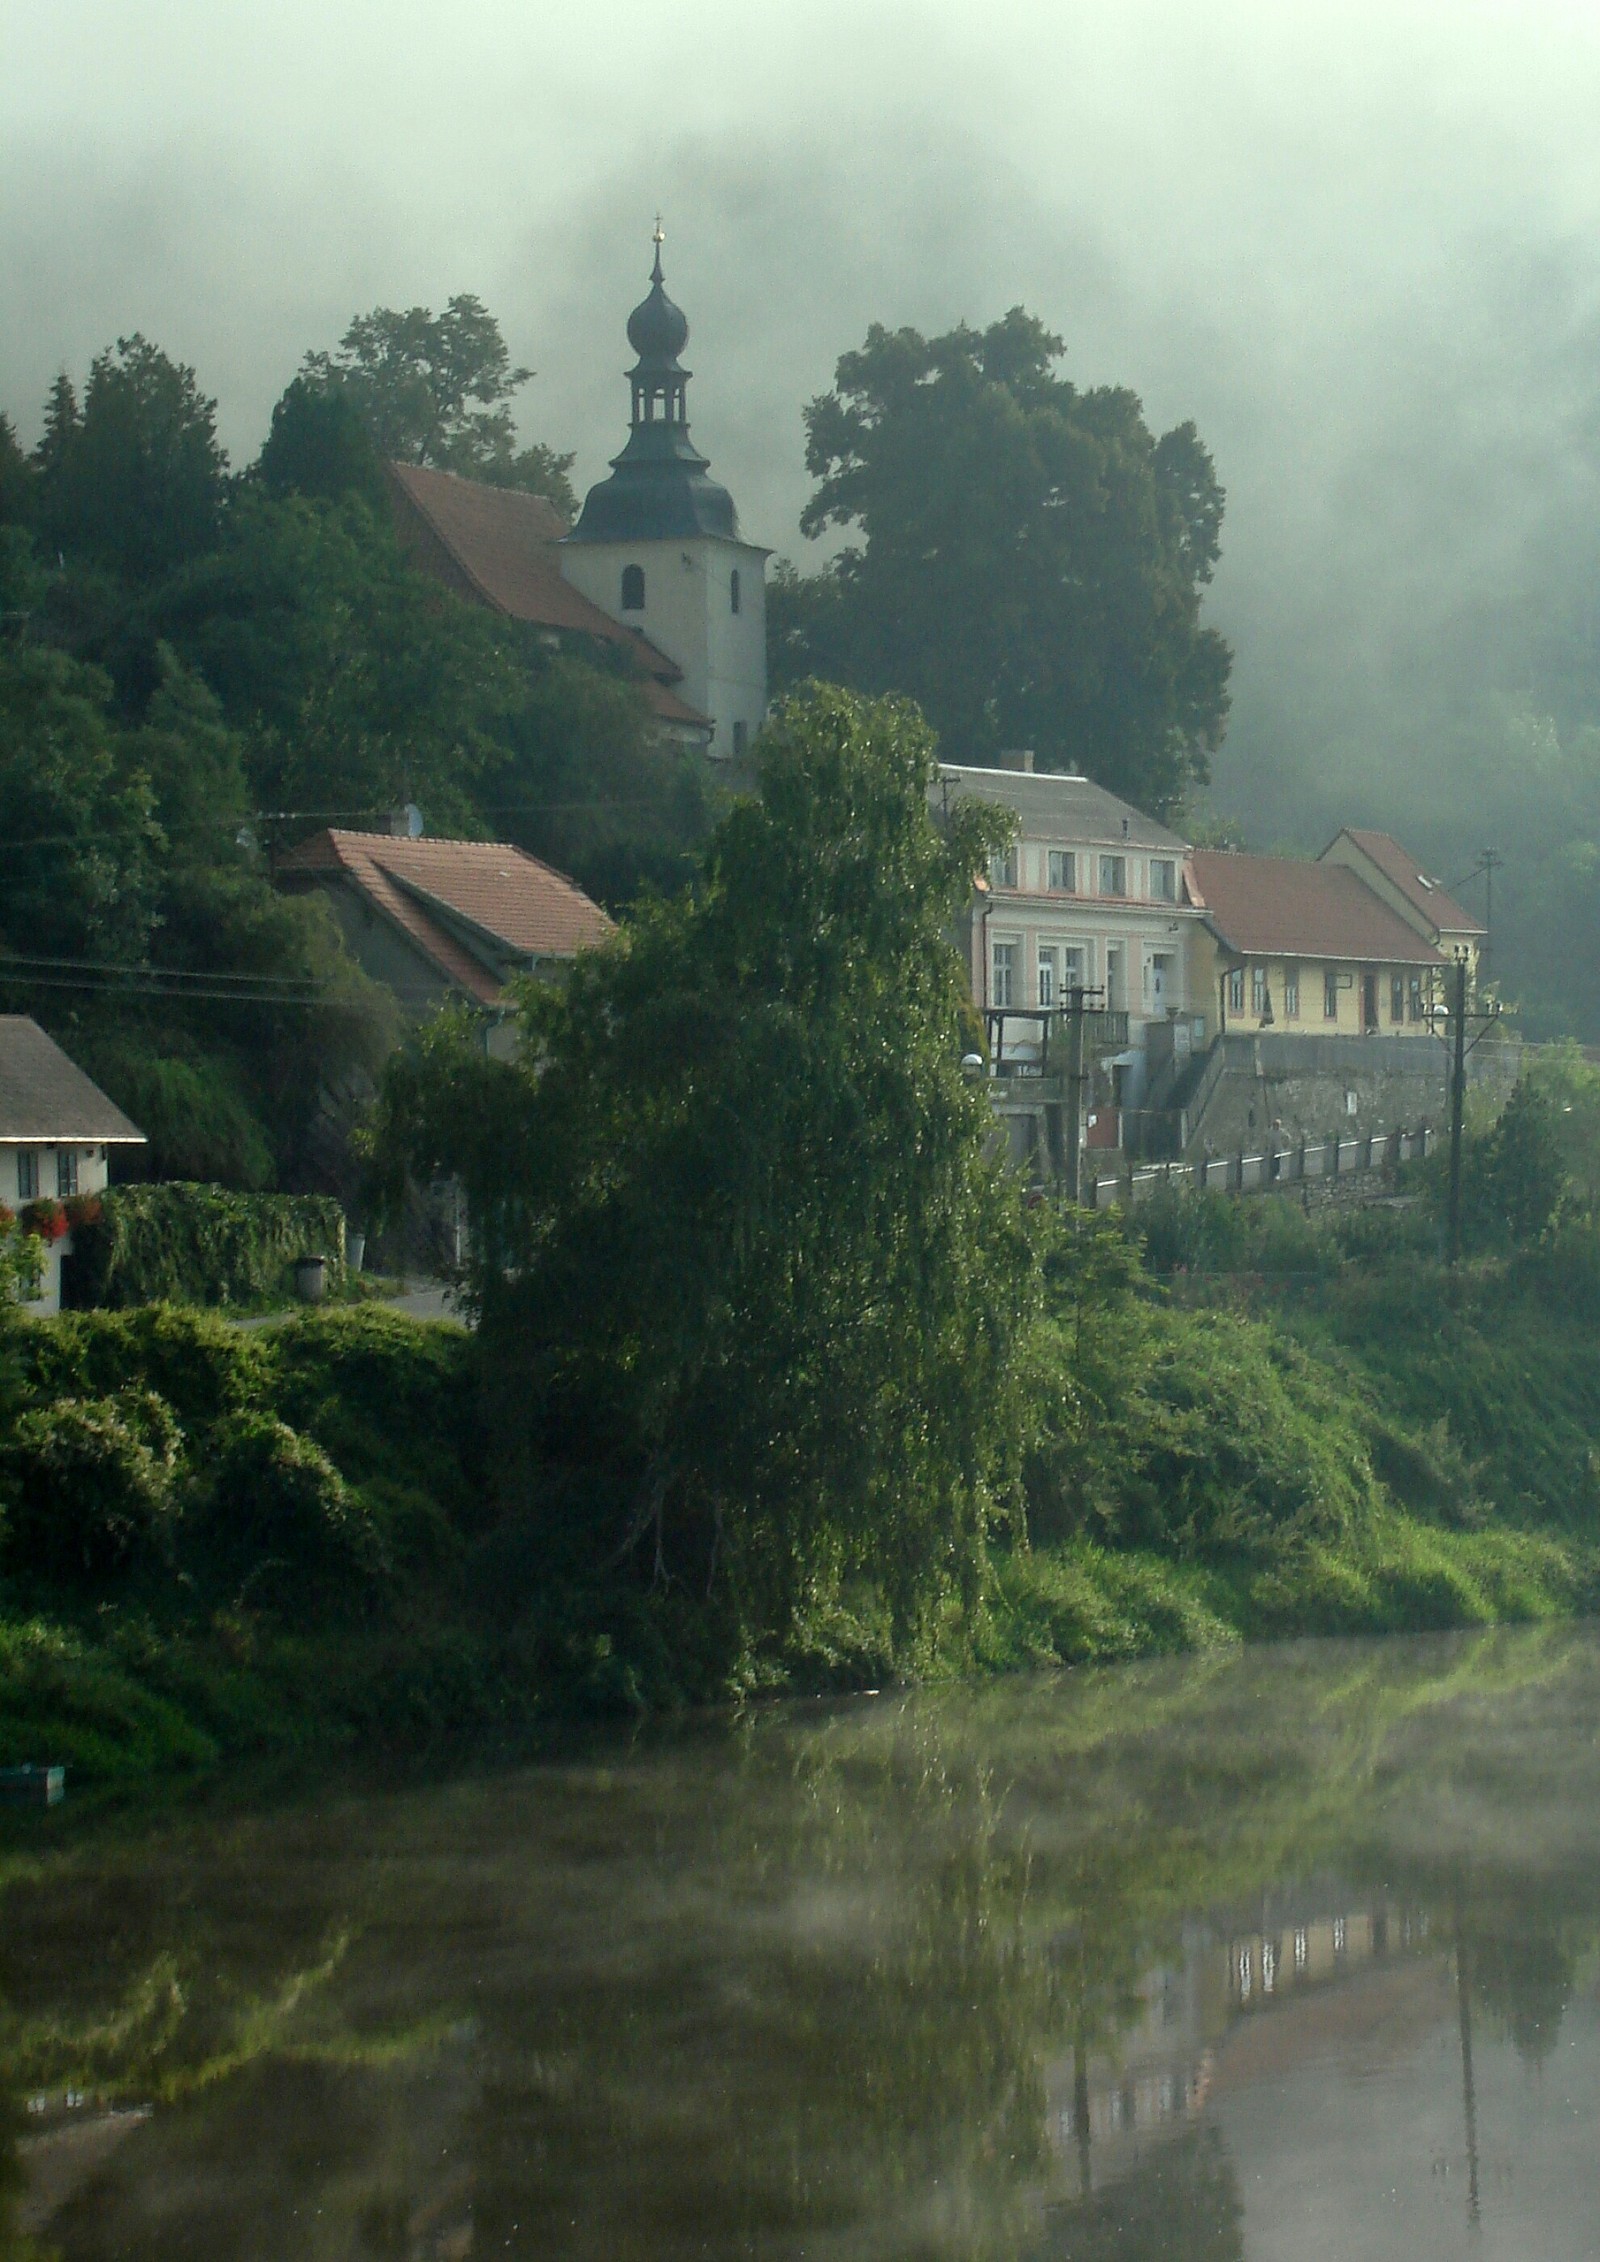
560,229,770,765
386,229,768,766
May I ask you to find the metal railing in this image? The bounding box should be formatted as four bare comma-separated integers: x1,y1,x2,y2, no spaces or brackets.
1091,1126,1435,1210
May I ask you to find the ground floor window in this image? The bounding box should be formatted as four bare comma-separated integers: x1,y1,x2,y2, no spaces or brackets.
1324,969,1340,1020
56,1148,79,1198
16,1150,38,1201
1251,965,1269,1015
1390,974,1405,1024
1037,947,1056,1008
1408,975,1424,1022
1283,964,1300,1018
992,941,1016,1008
1228,967,1245,1014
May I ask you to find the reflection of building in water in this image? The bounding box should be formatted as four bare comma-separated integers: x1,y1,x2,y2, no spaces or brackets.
1048,1893,1433,2191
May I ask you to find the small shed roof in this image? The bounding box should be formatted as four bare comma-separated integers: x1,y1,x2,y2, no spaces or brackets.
1190,852,1447,966
0,1017,146,1144
275,830,613,1006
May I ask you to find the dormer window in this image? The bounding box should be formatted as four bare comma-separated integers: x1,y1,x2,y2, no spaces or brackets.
621,564,646,612
1047,849,1076,892
989,847,1019,890
730,568,741,615
1150,859,1176,903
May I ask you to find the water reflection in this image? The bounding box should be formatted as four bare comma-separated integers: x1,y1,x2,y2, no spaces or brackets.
3,1626,1600,2258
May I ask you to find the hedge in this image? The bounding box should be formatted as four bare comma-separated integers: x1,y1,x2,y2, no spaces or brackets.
66,1183,345,1311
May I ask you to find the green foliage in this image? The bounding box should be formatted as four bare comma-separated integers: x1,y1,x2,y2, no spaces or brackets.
296,294,577,511
1461,1073,1566,1248
256,374,389,506
33,336,229,579
83,1048,276,1188
0,1392,181,1591
1133,1181,1339,1276
777,309,1231,810
378,683,1032,1677
0,635,159,964
68,1183,345,1311
0,1220,43,1308
187,1412,381,1613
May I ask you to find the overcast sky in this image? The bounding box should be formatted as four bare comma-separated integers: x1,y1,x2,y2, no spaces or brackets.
9,1,1600,830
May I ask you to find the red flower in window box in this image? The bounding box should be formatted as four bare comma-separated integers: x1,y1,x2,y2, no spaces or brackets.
20,1198,68,1244
0,1204,14,1232
64,1192,103,1232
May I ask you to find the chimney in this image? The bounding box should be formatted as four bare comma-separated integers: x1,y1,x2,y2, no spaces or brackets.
997,748,1035,773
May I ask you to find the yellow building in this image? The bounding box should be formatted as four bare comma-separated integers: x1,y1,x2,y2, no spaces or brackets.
1317,828,1485,984
1188,850,1454,1038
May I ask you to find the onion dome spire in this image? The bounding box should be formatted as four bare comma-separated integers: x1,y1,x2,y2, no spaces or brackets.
567,221,741,544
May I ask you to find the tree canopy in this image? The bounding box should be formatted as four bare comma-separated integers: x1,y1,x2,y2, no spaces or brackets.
773,309,1232,814
295,294,578,515
375,684,1034,1678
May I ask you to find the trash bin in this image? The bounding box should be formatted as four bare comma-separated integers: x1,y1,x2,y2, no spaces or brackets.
294,1255,328,1304
346,1231,366,1274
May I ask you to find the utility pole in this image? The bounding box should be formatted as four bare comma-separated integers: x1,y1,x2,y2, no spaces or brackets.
1448,955,1467,1268
1059,984,1105,1208
1479,847,1502,985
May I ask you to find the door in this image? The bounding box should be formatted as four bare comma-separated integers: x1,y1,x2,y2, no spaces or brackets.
1362,973,1378,1032
1152,954,1171,1013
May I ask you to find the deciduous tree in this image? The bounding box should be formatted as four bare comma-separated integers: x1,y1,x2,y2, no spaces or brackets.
775,310,1231,813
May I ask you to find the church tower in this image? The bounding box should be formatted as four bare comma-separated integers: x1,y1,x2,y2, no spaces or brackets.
560,227,769,764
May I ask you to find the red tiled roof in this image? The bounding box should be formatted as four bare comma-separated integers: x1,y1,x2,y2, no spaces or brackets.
276,830,613,1005
387,464,711,733
1190,851,1446,966
1325,828,1485,937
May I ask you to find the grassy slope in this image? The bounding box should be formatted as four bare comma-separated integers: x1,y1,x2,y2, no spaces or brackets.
2,1244,1599,1784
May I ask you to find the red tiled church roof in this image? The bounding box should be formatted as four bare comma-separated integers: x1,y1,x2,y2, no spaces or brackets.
276,830,613,1006
1190,851,1446,966
387,464,710,733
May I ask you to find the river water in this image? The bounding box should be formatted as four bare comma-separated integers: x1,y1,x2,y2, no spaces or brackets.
4,1626,1600,2259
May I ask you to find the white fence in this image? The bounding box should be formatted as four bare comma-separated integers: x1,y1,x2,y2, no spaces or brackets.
1090,1126,1435,1212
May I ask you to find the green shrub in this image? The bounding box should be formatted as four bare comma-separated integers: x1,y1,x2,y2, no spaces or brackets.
67,1183,345,1310
188,1411,383,1613
0,1392,182,1590
83,1046,276,1189
11,1305,268,1431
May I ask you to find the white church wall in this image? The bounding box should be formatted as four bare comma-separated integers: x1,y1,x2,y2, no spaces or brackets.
560,535,767,759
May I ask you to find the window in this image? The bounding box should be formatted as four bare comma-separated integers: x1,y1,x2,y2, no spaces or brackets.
1063,946,1086,995
989,847,1018,890
1283,965,1300,1019
1037,948,1057,1008
16,1151,37,1201
992,942,1017,1008
620,564,645,612
1047,849,1076,892
732,720,748,760
730,567,741,615
1251,965,1268,1016
56,1148,78,1198
1324,969,1340,1020
1227,968,1245,1014
1098,853,1127,897
1408,974,1424,1023
1390,974,1405,1024
1150,858,1176,902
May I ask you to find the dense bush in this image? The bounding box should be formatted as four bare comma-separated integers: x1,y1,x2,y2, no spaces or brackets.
0,1392,182,1589
67,1182,345,1309
187,1410,383,1613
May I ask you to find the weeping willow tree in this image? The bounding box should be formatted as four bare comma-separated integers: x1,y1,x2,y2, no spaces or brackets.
376,684,1035,1680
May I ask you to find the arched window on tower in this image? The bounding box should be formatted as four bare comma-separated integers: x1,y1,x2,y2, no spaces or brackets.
621,564,645,612
730,567,741,615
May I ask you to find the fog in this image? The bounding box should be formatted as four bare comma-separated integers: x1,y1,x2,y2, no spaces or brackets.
9,0,1600,847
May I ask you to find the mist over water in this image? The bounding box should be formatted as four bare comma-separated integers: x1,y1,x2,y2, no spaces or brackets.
9,1,1600,866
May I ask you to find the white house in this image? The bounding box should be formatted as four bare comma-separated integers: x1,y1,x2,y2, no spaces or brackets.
938,757,1201,1107
559,230,769,768
0,1017,145,1314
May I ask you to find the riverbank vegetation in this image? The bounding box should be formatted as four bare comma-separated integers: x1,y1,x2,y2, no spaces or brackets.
6,689,1600,1782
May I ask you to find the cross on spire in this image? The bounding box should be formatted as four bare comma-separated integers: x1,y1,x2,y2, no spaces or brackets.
651,213,665,280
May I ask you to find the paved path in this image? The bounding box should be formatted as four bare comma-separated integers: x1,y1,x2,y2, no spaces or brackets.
232,1279,468,1329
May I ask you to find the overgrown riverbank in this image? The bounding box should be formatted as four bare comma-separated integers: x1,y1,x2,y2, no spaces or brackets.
3,1220,1599,1786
